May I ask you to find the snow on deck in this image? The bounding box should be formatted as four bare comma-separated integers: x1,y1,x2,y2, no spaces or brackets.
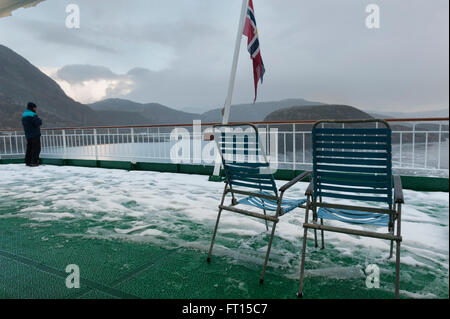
0,164,448,298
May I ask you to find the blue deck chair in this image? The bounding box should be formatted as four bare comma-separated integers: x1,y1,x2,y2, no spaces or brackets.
206,123,310,284
298,119,404,298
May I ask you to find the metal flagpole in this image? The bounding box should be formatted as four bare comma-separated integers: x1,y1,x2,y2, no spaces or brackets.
212,0,249,177
222,0,249,124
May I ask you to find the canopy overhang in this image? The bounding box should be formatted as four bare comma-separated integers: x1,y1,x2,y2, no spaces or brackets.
0,0,46,18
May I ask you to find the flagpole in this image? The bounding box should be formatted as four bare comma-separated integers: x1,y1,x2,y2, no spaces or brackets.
222,0,249,125
212,0,249,178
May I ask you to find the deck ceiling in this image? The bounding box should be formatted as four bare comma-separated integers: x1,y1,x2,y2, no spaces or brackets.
0,0,46,18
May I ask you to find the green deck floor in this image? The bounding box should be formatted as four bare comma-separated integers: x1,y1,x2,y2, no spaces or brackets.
0,215,434,299
0,164,447,299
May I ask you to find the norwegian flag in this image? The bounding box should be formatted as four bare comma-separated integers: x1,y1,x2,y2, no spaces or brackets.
243,0,265,102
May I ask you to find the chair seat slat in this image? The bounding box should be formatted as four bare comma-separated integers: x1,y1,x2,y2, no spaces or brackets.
316,142,389,150
231,180,276,191
317,191,390,203
319,177,388,188
230,175,274,186
239,192,307,215
222,147,259,152
226,166,263,174
315,128,389,135
219,142,258,147
316,135,388,143
317,157,389,166
227,168,271,178
317,207,389,226
227,162,269,168
317,171,389,182
316,164,389,174
320,184,389,194
316,151,388,159
228,172,274,182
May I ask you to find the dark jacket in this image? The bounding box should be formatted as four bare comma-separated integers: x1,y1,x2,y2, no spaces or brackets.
22,110,42,139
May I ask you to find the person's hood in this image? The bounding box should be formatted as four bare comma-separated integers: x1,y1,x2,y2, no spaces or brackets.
22,110,36,118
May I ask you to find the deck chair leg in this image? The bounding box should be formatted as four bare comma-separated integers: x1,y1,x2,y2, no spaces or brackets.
394,204,402,298
395,239,401,298
298,204,311,298
314,229,318,248
388,218,394,258
263,209,269,231
313,205,318,248
297,226,309,298
260,221,277,284
320,218,325,249
207,184,228,263
207,208,223,263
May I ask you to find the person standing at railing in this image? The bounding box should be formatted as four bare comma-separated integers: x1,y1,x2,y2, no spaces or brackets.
21,102,42,167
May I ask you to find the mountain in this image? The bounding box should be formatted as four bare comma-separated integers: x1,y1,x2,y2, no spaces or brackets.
0,93,27,129
200,98,325,123
264,104,446,146
89,98,200,125
368,109,449,119
264,105,373,154
1,44,446,130
0,92,77,129
89,98,327,125
0,44,102,128
264,104,373,122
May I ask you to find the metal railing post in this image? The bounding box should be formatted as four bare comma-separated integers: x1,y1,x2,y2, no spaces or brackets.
94,129,99,161
302,132,305,164
14,131,18,155
62,129,67,160
130,127,135,162
412,123,416,168
20,133,24,155
158,127,161,159
424,132,428,168
399,132,403,167
438,123,442,170
293,123,296,170
9,134,12,155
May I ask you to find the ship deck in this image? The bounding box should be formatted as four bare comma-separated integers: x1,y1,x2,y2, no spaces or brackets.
0,164,448,299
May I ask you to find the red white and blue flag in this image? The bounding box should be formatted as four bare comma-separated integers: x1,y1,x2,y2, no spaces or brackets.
243,0,265,102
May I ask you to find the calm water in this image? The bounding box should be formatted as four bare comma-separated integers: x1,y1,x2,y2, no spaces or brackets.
41,139,449,177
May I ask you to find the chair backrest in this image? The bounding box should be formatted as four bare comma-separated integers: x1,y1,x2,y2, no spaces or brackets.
312,119,392,206
213,123,278,196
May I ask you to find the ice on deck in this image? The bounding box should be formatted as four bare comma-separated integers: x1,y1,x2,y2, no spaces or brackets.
0,164,448,298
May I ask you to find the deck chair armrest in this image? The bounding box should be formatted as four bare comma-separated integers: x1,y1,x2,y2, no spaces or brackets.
305,181,313,196
394,175,404,204
279,171,311,193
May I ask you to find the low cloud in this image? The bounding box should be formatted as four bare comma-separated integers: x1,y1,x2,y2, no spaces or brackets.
57,65,118,83
15,18,118,54
40,65,134,104
40,64,228,109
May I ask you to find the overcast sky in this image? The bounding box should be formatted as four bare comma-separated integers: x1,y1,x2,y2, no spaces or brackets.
0,0,448,113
